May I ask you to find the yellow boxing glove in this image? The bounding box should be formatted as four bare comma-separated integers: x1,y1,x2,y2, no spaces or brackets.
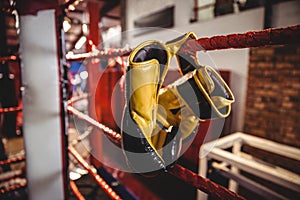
151,65,235,166
121,32,235,173
121,40,171,173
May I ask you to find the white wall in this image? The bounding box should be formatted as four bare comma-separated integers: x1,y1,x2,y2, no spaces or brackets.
125,0,175,30
272,0,300,28
125,0,194,30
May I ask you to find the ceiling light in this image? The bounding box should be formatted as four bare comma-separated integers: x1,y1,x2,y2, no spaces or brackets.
75,36,87,50
66,51,74,58
68,5,75,11
82,24,88,34
63,20,71,32
79,71,88,80
69,172,81,180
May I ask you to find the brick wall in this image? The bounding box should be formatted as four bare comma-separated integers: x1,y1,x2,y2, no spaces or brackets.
244,44,300,148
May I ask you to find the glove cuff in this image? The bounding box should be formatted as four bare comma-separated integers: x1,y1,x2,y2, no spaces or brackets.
166,32,197,56
166,32,200,75
176,66,235,120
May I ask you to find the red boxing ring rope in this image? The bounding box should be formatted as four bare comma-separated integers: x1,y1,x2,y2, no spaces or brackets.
67,93,89,105
70,180,86,200
0,106,22,114
169,165,245,200
187,25,300,51
0,170,24,183
67,106,122,144
68,146,122,200
68,106,245,200
0,182,27,194
0,155,25,166
66,25,300,62
66,48,132,61
0,55,18,62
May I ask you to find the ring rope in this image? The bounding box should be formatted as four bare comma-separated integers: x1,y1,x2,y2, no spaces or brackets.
0,55,18,63
0,155,25,166
68,106,245,200
65,25,300,62
0,106,22,114
67,93,90,105
70,126,94,146
70,180,86,200
68,146,122,200
169,164,245,200
185,25,300,52
67,106,122,144
0,181,26,194
66,48,132,61
0,170,23,183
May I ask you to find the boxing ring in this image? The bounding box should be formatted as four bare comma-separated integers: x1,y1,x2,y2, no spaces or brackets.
1,24,300,199
65,25,300,200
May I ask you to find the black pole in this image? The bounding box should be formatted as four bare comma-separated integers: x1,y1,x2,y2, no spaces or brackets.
0,3,11,172
264,0,272,29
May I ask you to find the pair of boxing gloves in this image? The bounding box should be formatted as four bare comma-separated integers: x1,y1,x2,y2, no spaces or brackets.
121,32,235,174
